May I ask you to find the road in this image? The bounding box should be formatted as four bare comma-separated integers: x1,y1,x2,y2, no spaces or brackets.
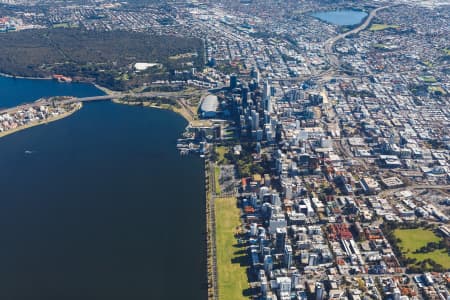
323,5,391,72
379,185,450,197
207,160,219,300
0,90,204,116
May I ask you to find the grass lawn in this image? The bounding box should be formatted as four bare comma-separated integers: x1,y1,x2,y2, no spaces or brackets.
215,197,248,300
215,166,221,194
52,23,69,28
369,23,399,31
373,43,389,50
420,75,437,83
423,61,433,68
394,228,450,269
216,146,229,164
428,85,447,95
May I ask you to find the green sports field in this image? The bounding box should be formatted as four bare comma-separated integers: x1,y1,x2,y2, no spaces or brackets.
394,228,450,269
215,197,248,300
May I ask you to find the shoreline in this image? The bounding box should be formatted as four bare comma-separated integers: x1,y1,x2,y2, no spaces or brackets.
111,98,194,123
0,72,52,80
0,103,83,139
0,73,197,133
93,83,117,96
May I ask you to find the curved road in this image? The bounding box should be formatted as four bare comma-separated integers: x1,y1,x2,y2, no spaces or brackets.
322,5,391,76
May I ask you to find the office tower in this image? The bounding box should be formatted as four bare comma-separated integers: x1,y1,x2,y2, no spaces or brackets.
264,255,273,273
284,245,293,268
275,227,287,253
315,282,324,300
230,74,237,90
251,109,259,130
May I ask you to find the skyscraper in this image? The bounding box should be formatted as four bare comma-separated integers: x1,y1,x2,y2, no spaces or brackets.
263,80,273,113
315,282,324,300
230,74,238,90
251,109,259,130
275,227,286,253
284,244,292,268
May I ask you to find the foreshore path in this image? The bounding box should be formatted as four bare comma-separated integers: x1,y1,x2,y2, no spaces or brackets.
0,92,176,113
0,89,203,120
206,157,219,300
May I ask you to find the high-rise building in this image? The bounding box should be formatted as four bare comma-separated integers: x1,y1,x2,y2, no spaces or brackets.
250,223,258,236
263,80,271,99
292,271,300,289
271,193,281,206
251,67,260,83
241,85,249,106
261,276,268,296
284,245,293,268
251,109,259,130
315,282,324,300
259,186,269,200
256,129,263,141
393,288,401,300
275,227,287,253
309,253,318,266
264,255,273,273
263,80,273,113
230,74,238,90
277,277,292,295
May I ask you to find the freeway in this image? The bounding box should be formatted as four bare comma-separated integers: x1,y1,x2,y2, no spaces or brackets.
285,5,392,84
272,6,391,85
379,185,450,197
323,5,391,72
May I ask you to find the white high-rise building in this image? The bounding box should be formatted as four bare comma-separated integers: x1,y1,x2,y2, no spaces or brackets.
277,277,291,294
263,80,273,113
251,110,259,130
292,271,301,289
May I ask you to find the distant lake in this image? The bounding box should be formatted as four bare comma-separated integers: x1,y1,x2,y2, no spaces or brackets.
0,76,206,300
312,9,368,26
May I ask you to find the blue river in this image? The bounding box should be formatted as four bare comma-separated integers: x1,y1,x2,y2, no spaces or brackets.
0,76,206,300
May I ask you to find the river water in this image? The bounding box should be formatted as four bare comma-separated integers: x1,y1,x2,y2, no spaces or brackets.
0,76,206,300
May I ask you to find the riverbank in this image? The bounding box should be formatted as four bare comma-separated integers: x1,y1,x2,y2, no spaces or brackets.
0,75,198,125
111,98,195,123
0,72,52,80
0,102,83,139
0,73,121,94
93,83,118,95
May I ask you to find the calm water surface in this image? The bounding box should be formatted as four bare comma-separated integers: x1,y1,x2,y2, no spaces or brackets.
0,76,104,108
312,9,368,26
0,77,206,300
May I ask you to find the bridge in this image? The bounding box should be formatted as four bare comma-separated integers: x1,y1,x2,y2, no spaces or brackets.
61,91,189,104
0,91,195,115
